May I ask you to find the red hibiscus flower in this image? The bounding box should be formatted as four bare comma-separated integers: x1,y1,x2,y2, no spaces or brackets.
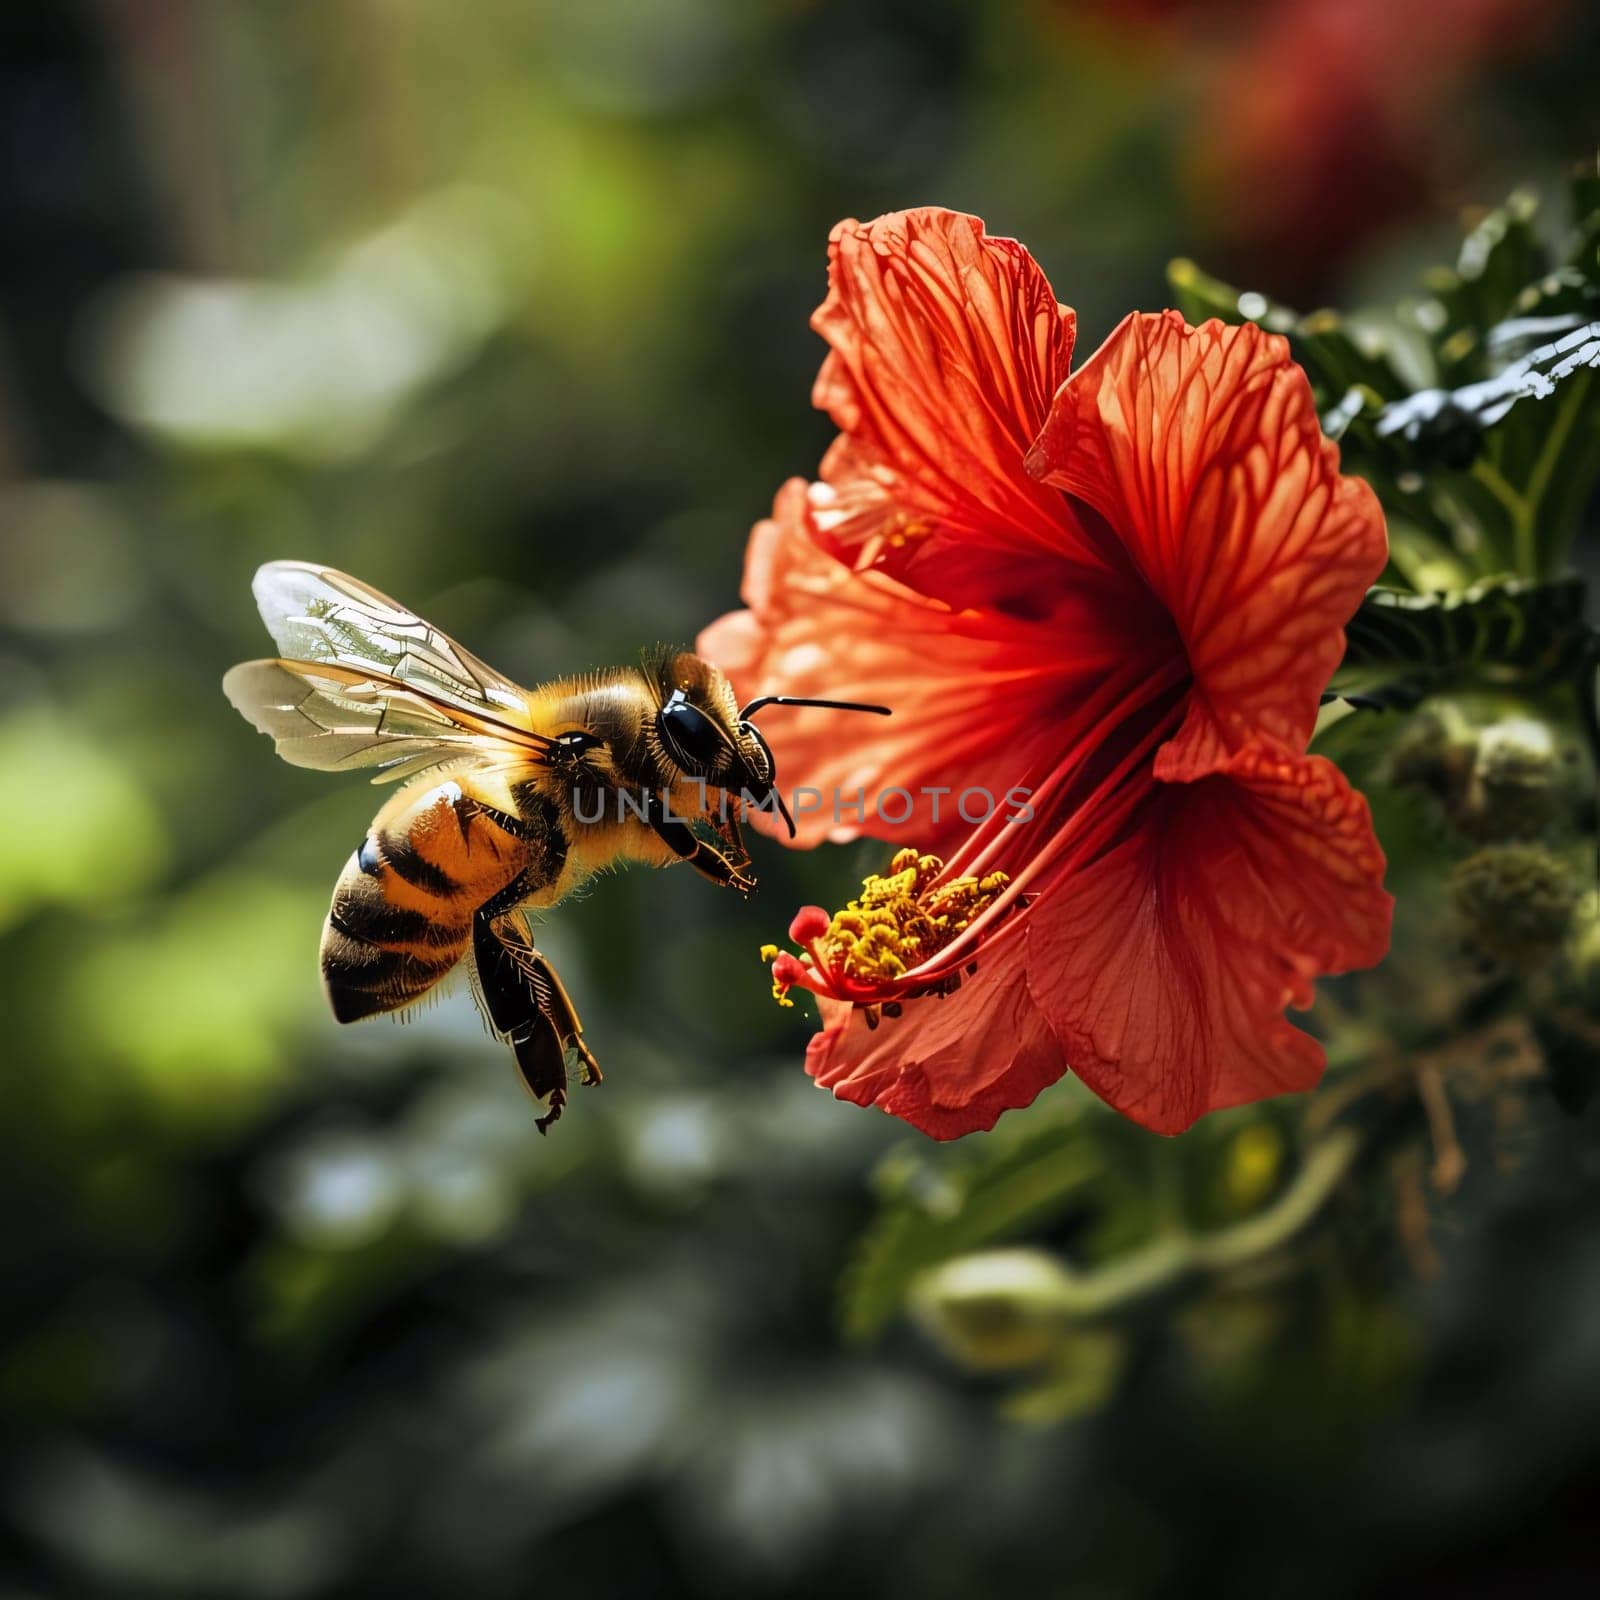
699,209,1391,1138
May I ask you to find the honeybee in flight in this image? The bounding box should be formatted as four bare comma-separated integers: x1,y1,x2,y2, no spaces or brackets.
224,563,887,1131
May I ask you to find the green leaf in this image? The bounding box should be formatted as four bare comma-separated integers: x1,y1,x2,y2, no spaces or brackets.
1176,161,1600,583
1166,258,1295,333
1376,320,1600,442
1428,190,1547,375
1001,1331,1127,1425
1297,311,1411,402
1364,321,1600,577
1327,577,1594,710
1166,262,1410,408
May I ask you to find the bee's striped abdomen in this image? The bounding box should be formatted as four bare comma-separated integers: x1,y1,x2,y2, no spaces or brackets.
321,779,529,1023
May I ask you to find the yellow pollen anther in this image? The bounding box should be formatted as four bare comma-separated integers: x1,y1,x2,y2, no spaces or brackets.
884,512,934,550
758,942,796,1004
814,847,1009,988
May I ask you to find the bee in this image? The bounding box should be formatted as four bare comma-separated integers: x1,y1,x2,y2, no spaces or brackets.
224,562,887,1131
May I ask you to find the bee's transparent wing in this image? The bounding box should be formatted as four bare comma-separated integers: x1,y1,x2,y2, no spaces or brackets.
249,560,533,724
225,659,551,782
225,562,554,782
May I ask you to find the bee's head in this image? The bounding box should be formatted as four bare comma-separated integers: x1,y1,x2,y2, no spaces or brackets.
650,651,889,837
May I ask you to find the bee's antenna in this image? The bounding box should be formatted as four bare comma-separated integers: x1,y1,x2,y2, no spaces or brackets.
739,695,892,719
733,697,884,838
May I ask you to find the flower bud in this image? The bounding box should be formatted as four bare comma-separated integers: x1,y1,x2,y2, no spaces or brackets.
1452,844,1579,966
1385,697,1587,843
908,1249,1072,1371
1472,716,1562,838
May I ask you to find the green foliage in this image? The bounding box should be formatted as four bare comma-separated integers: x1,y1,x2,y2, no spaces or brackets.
0,711,168,932
1325,577,1597,713
845,1092,1430,1419
1170,156,1600,586
840,1095,1122,1342
59,871,328,1131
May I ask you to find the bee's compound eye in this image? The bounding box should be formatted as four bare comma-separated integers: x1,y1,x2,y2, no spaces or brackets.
658,692,725,776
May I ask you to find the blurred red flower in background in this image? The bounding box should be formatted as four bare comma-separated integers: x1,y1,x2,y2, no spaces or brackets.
700,209,1392,1137
1194,0,1564,292
1066,0,1569,297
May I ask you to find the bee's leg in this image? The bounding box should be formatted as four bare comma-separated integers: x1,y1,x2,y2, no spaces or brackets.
642,793,756,896
521,947,602,1088
472,908,568,1131
471,905,601,1132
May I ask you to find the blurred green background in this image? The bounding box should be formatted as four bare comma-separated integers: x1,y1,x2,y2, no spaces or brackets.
2,2,1599,1596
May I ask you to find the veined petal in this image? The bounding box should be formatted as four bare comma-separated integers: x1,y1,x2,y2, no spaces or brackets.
697,480,1106,850
804,965,1064,1140
1027,312,1387,777
811,208,1103,584
1024,742,1391,1134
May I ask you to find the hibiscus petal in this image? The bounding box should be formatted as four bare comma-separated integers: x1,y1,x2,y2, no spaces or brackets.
696,480,1080,850
803,964,1065,1140
810,208,1101,583
1027,311,1387,776
1023,743,1391,1135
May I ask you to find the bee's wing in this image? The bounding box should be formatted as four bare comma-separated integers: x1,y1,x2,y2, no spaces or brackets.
225,562,555,783
249,560,533,723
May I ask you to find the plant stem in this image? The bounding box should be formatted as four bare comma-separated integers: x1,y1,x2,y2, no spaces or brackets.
1033,1128,1364,1321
